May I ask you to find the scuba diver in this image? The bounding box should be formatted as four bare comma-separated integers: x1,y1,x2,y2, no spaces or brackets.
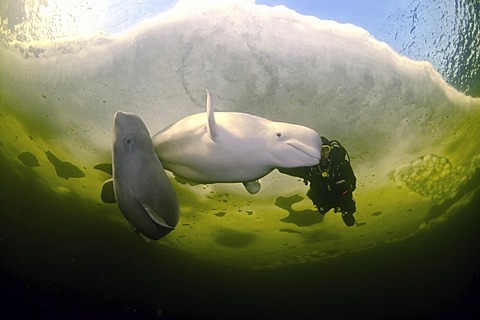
308,137,357,226
278,136,357,226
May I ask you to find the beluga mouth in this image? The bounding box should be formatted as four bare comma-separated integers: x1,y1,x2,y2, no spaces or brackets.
287,139,321,161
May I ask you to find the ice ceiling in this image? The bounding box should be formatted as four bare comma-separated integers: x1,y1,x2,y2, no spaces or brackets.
1,0,479,269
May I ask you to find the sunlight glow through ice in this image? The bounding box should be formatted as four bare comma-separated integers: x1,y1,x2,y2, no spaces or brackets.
0,0,177,42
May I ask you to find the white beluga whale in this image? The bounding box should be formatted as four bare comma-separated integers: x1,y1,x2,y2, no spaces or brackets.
152,90,322,194
108,111,180,240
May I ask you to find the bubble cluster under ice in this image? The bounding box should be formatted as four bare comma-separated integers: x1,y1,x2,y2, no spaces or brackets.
394,154,479,203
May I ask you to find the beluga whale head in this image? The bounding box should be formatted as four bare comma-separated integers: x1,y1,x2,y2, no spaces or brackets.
113,111,151,154
264,121,321,168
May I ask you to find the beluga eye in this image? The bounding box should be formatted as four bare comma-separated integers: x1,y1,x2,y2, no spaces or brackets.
124,133,136,151
276,132,282,138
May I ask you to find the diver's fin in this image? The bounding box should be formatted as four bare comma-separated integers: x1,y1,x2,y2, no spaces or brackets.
139,201,175,230
101,178,116,203
243,180,261,194
206,89,218,140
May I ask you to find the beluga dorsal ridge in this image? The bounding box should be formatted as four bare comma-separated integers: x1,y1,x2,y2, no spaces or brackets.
206,88,218,140
110,111,179,240
152,89,322,194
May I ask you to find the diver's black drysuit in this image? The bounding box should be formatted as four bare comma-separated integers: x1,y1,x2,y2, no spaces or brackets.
279,139,357,226
307,143,356,223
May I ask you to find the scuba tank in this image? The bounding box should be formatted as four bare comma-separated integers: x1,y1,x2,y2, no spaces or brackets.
328,139,350,164
321,137,356,192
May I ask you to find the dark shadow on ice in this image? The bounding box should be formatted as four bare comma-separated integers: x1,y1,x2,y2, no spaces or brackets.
45,151,85,180
93,163,112,175
17,151,40,167
275,194,323,227
427,168,480,222
215,229,257,248
173,175,199,186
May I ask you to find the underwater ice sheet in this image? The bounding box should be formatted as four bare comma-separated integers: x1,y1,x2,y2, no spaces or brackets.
0,0,479,269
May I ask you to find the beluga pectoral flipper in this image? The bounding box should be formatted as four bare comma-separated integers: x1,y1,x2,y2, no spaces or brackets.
110,110,179,240
152,89,322,194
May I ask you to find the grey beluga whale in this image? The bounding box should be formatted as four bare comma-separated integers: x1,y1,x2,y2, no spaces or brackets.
152,90,322,194
107,111,180,240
